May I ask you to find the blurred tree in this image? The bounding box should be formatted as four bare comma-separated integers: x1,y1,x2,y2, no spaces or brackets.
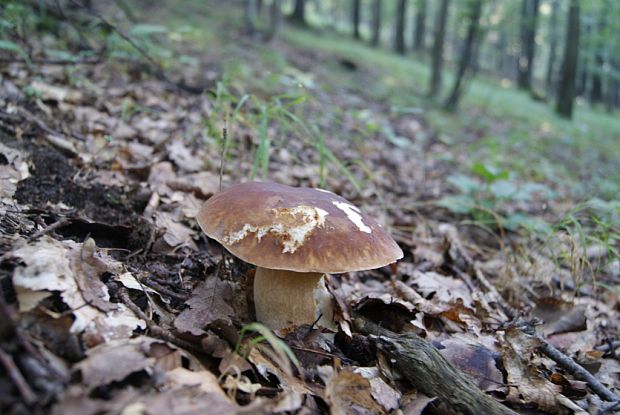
371,0,382,46
244,0,257,37
517,0,539,90
444,0,484,110
352,0,361,39
413,0,427,52
428,0,450,97
394,0,407,54
589,2,608,104
545,0,560,94
268,0,282,40
556,0,580,118
290,0,306,26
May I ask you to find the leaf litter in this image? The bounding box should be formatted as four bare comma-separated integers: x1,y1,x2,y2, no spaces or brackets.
0,4,618,415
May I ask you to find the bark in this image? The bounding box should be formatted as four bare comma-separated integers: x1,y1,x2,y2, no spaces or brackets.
352,0,361,40
394,0,407,54
371,0,382,46
413,0,427,52
354,318,519,415
244,0,256,37
556,0,580,119
267,0,282,41
290,0,306,26
589,5,607,105
545,0,559,94
443,0,483,111
517,0,540,90
428,0,450,98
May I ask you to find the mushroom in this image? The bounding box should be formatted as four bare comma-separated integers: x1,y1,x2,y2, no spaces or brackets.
196,182,403,329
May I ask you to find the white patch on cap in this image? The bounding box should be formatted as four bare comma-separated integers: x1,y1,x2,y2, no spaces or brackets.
315,188,332,193
332,201,371,233
222,205,328,254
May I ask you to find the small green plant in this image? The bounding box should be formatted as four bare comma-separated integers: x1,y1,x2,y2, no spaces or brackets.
437,162,554,232
234,322,301,373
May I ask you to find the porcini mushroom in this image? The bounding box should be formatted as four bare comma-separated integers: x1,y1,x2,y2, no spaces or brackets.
197,182,403,329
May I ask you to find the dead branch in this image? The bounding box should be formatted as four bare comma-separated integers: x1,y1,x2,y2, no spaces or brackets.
354,316,518,415
117,287,204,354
521,324,619,403
0,348,38,405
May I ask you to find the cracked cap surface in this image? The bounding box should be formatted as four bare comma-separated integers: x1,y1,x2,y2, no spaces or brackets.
197,182,403,273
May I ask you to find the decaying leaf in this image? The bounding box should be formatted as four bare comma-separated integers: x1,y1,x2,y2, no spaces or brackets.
11,237,145,339
173,277,235,336
321,367,386,415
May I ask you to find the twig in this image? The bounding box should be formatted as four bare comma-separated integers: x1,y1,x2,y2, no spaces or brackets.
595,340,620,353
597,400,620,415
141,278,189,301
521,324,619,402
0,57,102,65
117,287,203,354
68,0,202,94
29,217,70,240
0,348,37,405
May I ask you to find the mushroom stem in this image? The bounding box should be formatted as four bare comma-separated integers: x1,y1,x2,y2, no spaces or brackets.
253,267,334,329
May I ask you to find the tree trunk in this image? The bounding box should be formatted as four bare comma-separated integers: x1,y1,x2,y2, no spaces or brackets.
545,0,559,94
268,0,282,40
413,0,427,52
244,0,256,37
290,0,306,26
352,0,361,40
428,0,450,98
443,0,483,111
589,5,607,105
556,0,580,119
394,0,407,54
371,0,382,46
517,0,540,90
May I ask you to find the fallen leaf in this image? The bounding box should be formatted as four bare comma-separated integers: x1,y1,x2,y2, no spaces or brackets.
173,277,234,336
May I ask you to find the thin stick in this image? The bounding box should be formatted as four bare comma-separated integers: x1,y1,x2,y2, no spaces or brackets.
117,287,203,354
0,348,37,405
219,126,227,192
29,217,70,240
522,324,619,402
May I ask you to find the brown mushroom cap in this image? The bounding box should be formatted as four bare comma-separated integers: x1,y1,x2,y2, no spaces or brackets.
197,182,403,273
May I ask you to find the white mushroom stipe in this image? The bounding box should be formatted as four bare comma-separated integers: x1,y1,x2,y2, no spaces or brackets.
332,201,372,233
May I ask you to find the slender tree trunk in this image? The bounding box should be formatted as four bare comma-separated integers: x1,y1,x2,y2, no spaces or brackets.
428,0,450,98
290,0,306,26
394,0,407,54
556,0,580,119
244,0,257,37
371,0,382,46
352,0,361,40
517,0,540,90
443,0,483,111
413,0,427,52
545,0,559,94
267,0,282,40
589,5,607,105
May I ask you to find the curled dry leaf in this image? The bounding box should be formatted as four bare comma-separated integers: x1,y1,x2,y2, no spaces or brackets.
321,366,386,415
500,328,565,413
11,236,145,340
0,143,30,200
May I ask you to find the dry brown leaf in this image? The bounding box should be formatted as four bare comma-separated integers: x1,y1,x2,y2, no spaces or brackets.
11,237,145,339
173,277,235,336
500,328,565,413
354,367,400,412
166,140,204,173
321,367,386,415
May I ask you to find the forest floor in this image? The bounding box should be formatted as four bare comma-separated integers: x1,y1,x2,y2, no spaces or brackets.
1,1,619,414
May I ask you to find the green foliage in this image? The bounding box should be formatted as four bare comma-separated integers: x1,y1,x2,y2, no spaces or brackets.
437,162,554,233
234,322,300,372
